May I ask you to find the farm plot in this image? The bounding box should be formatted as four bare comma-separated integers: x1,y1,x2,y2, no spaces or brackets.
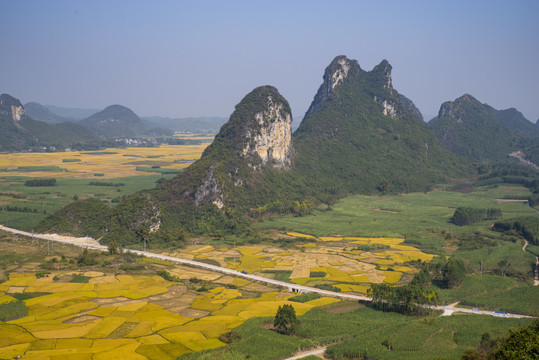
0,270,336,360
178,234,435,294
0,144,211,179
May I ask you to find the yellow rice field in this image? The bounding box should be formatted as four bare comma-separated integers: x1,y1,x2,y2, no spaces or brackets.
0,271,337,360
176,233,435,295
0,144,211,179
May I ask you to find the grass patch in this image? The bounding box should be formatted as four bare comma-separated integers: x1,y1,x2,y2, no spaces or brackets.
261,270,292,282
314,284,341,292
69,274,91,283
0,253,27,265
289,293,321,303
62,158,81,162
0,300,28,321
11,292,51,301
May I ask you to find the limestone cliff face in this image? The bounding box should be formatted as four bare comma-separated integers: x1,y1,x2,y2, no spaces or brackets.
0,94,26,121
303,56,413,121
174,85,294,210
371,59,400,118
305,55,356,118
241,95,293,168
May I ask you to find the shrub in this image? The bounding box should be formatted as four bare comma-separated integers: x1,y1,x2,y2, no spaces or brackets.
24,178,56,187
274,304,298,335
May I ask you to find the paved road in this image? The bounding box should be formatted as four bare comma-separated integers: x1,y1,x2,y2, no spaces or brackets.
0,224,534,318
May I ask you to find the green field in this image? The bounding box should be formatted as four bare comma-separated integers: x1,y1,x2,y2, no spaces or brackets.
259,186,538,272
259,185,536,242
0,174,176,230
178,303,533,360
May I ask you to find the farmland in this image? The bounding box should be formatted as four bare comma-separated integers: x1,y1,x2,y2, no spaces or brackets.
0,142,211,230
0,143,212,179
1,144,538,360
0,234,338,360
163,236,434,295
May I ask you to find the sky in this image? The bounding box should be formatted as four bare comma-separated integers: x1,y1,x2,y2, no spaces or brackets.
1,0,538,122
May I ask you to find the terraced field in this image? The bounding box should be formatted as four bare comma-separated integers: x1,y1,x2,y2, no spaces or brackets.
0,271,338,359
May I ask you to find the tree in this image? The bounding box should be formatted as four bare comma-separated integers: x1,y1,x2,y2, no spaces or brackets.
498,258,511,277
496,319,539,359
135,223,150,251
274,304,298,335
443,258,466,288
108,240,119,255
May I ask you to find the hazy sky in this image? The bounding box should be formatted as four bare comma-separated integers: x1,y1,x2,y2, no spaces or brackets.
2,0,538,121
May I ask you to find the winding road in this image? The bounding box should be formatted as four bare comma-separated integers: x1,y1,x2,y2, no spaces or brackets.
0,224,534,319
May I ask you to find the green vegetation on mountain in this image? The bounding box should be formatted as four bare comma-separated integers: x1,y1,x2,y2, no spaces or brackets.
0,94,105,151
24,102,74,123
38,57,471,245
495,107,539,138
428,94,520,161
79,104,146,137
35,198,113,238
292,57,465,196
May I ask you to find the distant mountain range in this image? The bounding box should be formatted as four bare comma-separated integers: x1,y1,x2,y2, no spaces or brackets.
24,103,227,135
141,116,227,134
0,94,103,151
35,54,539,243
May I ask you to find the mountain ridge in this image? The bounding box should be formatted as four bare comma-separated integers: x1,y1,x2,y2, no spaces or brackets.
38,55,468,244
428,94,525,162
0,94,103,151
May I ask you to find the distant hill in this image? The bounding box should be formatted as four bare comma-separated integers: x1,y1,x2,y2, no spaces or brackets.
24,102,74,124
141,116,227,134
0,94,103,151
495,108,539,138
428,94,521,162
79,105,146,137
45,105,101,120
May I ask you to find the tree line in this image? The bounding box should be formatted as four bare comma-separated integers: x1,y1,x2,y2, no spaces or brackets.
452,207,501,226
368,258,466,316
24,178,56,187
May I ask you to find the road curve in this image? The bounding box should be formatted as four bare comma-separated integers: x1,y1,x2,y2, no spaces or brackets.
0,224,534,318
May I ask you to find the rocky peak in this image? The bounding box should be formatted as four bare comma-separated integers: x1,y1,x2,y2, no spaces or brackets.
372,59,393,90
185,86,294,210
209,86,294,169
438,94,485,123
0,93,26,121
305,55,361,117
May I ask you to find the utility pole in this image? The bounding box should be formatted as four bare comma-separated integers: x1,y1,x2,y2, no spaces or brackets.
233,241,236,267
480,259,482,275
